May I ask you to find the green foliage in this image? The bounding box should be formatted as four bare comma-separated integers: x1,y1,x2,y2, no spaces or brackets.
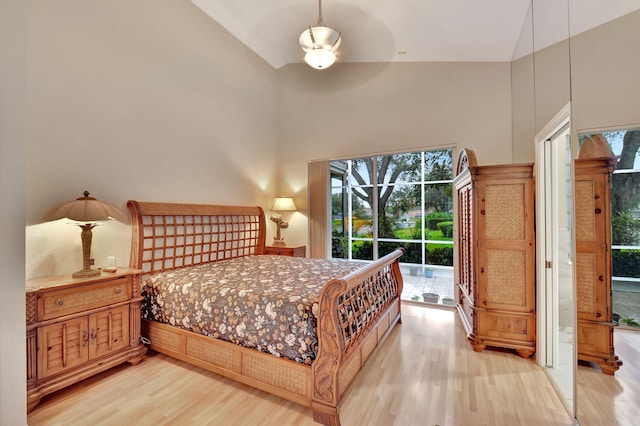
437,221,454,238
611,212,640,245
425,212,453,230
410,223,423,240
411,295,420,301
621,318,640,327
425,246,453,266
331,229,348,259
612,249,640,278
378,214,396,239
331,192,343,217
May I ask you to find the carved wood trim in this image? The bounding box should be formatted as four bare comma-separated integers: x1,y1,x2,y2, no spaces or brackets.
455,148,478,176
312,280,345,406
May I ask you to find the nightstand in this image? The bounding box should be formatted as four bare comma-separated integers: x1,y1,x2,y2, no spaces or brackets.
265,245,306,257
26,268,147,412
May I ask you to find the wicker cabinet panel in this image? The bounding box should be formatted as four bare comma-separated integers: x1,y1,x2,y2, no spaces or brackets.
38,277,131,321
453,149,535,358
574,153,621,375
483,249,528,309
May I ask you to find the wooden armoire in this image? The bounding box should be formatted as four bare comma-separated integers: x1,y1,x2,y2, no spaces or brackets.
453,149,536,358
574,135,622,375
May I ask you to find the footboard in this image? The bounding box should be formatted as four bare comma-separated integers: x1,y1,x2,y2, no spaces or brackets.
311,249,404,425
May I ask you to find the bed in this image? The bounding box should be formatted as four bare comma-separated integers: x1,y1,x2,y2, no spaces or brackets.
128,200,404,425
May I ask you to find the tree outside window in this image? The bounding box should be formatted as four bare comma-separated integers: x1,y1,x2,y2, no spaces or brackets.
330,148,454,269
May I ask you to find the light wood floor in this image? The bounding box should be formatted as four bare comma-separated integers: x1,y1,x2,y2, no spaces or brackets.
577,327,640,426
28,304,574,426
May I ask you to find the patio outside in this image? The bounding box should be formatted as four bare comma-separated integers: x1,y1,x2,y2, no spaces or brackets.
400,265,454,306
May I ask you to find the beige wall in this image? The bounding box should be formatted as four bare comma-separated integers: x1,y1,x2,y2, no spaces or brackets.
512,10,640,163
26,0,279,279
570,10,640,135
534,40,571,136
511,40,571,164
277,61,514,244
0,0,27,424
511,54,535,163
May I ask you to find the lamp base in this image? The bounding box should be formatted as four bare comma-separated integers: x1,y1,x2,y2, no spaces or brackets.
272,238,286,246
72,268,101,279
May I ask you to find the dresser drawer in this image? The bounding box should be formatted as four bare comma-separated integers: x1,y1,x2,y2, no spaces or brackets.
38,277,132,321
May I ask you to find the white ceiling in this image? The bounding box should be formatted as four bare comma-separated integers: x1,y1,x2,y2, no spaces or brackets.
190,0,639,69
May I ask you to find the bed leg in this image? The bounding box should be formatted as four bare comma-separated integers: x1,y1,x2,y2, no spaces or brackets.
311,401,340,426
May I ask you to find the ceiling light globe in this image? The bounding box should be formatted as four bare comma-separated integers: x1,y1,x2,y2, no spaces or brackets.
304,48,336,69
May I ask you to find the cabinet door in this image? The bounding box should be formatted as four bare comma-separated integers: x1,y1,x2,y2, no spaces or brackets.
575,174,611,323
89,305,130,359
476,178,535,313
37,317,89,379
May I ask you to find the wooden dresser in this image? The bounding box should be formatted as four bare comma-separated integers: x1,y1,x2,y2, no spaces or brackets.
574,137,622,375
26,268,147,411
453,149,536,358
265,245,306,257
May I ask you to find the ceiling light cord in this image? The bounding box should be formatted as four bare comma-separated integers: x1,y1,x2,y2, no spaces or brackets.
316,0,324,26
299,0,342,69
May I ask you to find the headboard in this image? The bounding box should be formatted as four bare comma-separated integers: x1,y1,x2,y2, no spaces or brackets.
127,200,266,277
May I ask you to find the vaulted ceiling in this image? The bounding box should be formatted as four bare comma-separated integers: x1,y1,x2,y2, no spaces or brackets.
191,0,638,69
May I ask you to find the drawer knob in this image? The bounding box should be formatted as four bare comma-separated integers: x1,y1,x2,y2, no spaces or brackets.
55,300,63,307
115,287,122,294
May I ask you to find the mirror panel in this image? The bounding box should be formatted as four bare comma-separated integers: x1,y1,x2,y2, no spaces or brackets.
530,0,574,416
569,3,640,425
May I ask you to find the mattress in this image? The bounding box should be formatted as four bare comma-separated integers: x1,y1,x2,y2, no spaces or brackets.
142,255,363,364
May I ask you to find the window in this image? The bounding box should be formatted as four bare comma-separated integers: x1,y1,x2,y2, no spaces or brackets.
330,148,454,271
580,129,640,328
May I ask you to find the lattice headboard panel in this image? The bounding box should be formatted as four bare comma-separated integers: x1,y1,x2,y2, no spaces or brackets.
128,200,266,277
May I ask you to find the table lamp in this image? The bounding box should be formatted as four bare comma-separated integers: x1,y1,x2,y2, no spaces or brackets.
42,190,127,278
270,196,297,246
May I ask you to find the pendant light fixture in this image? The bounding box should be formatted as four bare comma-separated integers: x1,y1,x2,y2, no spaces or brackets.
299,0,342,70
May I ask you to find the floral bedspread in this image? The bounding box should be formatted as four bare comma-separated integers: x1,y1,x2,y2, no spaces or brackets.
142,255,363,364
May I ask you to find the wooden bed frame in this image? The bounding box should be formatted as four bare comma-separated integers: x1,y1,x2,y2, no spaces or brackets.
127,200,404,425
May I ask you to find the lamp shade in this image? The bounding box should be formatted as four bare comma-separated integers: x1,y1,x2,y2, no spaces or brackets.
42,190,127,223
271,197,297,211
299,25,341,70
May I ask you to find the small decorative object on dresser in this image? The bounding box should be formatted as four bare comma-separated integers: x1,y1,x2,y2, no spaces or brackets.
265,244,306,257
26,268,147,412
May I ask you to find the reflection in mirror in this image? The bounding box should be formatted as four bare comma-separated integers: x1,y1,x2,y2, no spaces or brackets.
569,2,640,424
580,130,640,327
575,128,640,425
